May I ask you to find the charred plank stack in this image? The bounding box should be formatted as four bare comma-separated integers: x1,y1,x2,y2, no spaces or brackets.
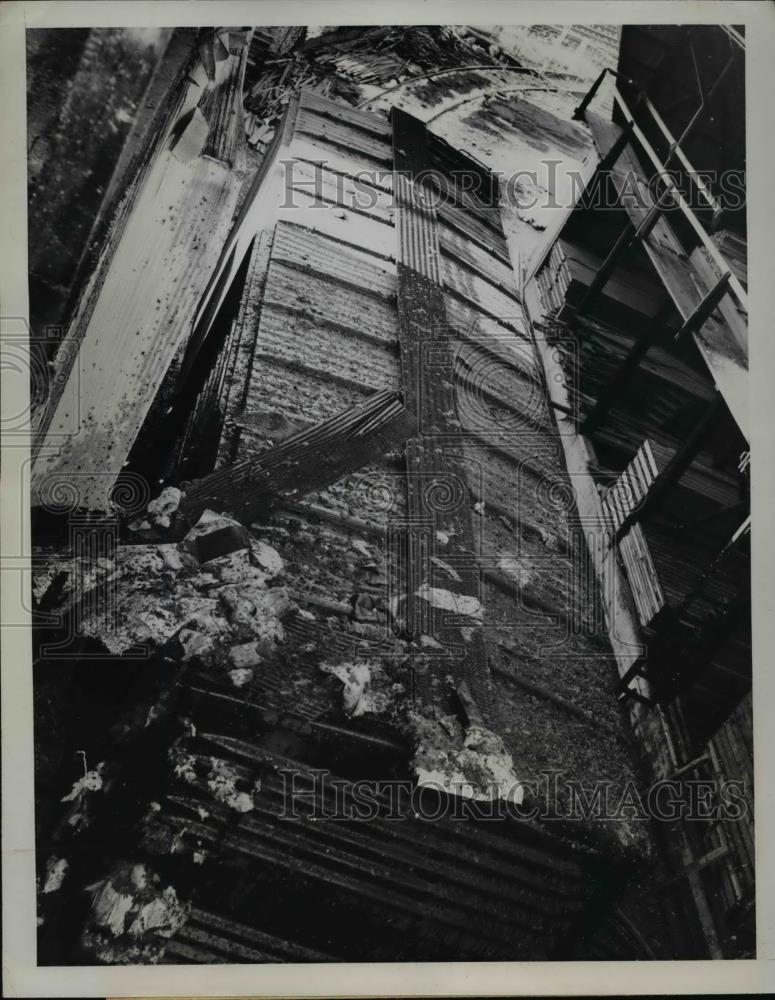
536,239,662,322
179,390,414,526
603,439,746,631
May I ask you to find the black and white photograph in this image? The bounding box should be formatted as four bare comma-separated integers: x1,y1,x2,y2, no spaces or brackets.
2,1,774,995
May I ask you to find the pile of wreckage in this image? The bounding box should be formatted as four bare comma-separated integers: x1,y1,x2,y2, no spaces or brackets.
29,25,705,964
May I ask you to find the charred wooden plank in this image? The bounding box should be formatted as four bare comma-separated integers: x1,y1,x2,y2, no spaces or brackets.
294,106,393,166
298,88,392,139
264,260,398,345
290,135,394,190
184,733,588,889
172,906,337,963
283,158,396,225
179,390,415,525
437,199,510,265
275,203,397,261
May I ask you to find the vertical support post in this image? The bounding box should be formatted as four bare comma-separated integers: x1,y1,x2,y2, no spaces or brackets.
616,394,726,539
572,67,611,121
575,197,671,319
583,300,675,433
674,272,731,340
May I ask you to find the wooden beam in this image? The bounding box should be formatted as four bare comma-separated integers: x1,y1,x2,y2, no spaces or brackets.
177,389,415,527
572,67,611,121
615,655,649,695
31,32,253,512
674,272,731,341
573,200,669,319
585,111,748,440
618,687,654,708
583,299,674,432
616,394,726,539
573,220,635,316
611,88,748,314
658,845,730,889
596,115,638,175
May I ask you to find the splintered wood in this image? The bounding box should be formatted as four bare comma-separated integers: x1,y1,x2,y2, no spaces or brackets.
180,389,415,526
31,30,252,511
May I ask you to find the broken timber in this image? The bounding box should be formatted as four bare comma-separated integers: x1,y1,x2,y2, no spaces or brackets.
178,389,415,526
31,29,254,512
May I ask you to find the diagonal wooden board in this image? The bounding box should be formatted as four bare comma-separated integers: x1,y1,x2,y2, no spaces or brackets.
585,111,749,442
178,389,416,527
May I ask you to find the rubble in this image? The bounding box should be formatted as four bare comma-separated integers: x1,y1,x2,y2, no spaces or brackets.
497,553,534,588
227,641,262,671
206,757,258,813
430,555,462,582
42,857,69,895
81,862,189,964
145,486,183,529
179,510,250,561
228,666,254,687
34,509,296,664
251,538,285,576
178,627,214,663
321,660,382,717
61,764,105,802
411,713,525,805
414,583,483,621
218,583,293,646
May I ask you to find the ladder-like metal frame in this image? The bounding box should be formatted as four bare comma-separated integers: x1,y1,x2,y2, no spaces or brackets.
569,44,750,720
568,45,748,536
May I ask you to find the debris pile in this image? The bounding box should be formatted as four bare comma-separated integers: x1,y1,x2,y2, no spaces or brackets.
412,711,525,805
300,25,508,82
81,862,189,964
38,509,293,658
239,25,513,152
29,22,667,963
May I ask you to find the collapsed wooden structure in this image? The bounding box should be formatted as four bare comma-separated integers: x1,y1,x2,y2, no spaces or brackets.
30,24,753,963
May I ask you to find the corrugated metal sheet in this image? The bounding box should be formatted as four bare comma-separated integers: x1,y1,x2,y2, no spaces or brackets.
143,682,599,962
